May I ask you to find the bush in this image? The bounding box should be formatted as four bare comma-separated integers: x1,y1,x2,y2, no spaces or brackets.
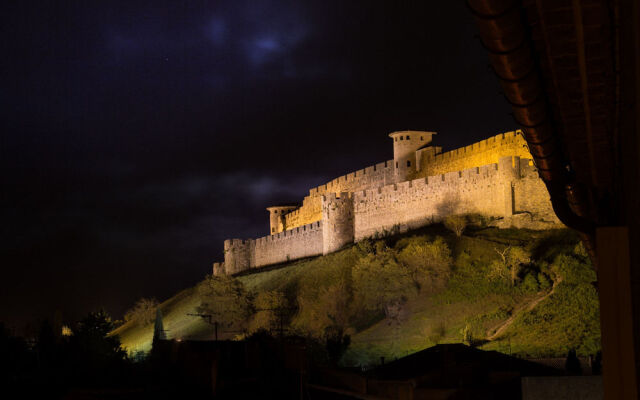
444,215,467,237
295,278,352,337
551,254,595,284
396,236,452,292
461,324,473,345
520,273,539,293
352,253,415,313
537,272,552,290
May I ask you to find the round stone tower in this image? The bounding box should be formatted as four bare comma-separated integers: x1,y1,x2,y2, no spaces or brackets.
223,239,253,274
266,205,298,234
389,130,437,182
321,193,354,255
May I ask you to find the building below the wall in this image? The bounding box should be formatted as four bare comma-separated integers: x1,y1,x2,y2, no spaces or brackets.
213,130,562,276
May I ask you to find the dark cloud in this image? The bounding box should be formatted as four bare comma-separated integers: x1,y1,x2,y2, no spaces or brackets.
1,1,513,330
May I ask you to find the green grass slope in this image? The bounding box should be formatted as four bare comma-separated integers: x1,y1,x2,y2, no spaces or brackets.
113,225,600,365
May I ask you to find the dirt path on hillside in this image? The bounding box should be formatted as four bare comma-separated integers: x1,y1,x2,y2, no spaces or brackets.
486,280,559,341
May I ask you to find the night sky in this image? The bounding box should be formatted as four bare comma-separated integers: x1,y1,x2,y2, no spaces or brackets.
1,1,513,330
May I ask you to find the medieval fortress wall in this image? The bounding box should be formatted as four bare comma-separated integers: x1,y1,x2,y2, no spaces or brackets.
213,130,561,276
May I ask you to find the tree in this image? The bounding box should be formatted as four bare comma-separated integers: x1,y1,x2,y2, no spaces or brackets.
444,214,467,237
494,246,531,285
196,275,251,327
153,308,166,341
250,290,288,333
397,237,452,292
124,297,158,326
295,278,352,337
70,310,127,372
461,324,473,346
352,253,415,316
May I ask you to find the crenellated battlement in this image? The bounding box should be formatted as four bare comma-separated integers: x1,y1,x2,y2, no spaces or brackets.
309,160,394,198
418,130,530,177
212,130,561,276
255,221,323,244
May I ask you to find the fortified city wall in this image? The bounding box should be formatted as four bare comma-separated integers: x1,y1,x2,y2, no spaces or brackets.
214,221,324,275
213,130,562,276
280,131,530,232
416,130,531,177
353,157,556,240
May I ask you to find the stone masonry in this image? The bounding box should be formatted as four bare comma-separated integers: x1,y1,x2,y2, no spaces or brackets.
212,130,561,276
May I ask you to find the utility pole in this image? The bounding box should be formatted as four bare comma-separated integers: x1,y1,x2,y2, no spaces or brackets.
187,313,220,341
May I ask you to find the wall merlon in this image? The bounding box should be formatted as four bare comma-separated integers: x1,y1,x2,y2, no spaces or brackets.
398,181,411,190
412,178,427,189
445,171,461,181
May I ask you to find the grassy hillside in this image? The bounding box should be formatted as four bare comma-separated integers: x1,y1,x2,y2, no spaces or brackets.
112,224,600,365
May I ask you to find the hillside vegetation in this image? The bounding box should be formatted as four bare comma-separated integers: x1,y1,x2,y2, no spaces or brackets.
112,224,600,366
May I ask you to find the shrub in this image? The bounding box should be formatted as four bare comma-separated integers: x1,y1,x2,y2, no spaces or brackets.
397,237,452,292
461,324,473,345
521,273,539,293
444,215,467,237
352,254,415,313
551,254,596,285
295,278,352,337
537,272,552,290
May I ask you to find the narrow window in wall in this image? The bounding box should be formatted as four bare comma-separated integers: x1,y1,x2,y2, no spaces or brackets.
271,228,275,233
396,162,399,168
406,135,410,140
400,136,404,140
407,160,411,167
421,136,424,141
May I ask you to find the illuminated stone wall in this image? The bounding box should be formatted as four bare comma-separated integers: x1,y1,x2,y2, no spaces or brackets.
280,131,530,233
353,157,559,240
215,222,324,275
278,161,395,231
282,195,323,231
214,131,561,276
253,221,323,267
416,130,532,178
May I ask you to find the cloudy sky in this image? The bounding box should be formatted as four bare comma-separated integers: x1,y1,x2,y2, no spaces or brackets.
1,1,513,329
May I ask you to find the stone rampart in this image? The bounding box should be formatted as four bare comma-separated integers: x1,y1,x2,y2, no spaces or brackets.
309,160,396,198
220,222,324,275
282,160,395,231
417,130,532,177
353,158,558,240
283,195,322,230
214,130,561,277
253,221,323,267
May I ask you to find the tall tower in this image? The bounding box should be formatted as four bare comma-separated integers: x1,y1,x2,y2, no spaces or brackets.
389,130,436,182
266,205,298,234
223,239,254,274
321,193,354,255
